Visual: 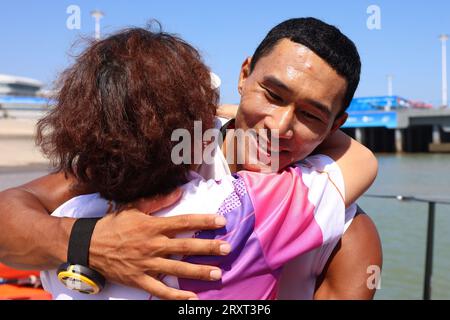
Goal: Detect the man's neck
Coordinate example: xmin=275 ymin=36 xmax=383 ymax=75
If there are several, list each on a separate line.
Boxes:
xmin=219 ymin=119 xmax=239 ymax=174
xmin=221 ymin=135 xmax=238 ymax=174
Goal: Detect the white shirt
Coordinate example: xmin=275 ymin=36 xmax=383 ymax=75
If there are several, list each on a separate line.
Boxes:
xmin=199 ymin=118 xmax=357 ymax=300
xmin=42 ymin=117 xmax=356 ymax=300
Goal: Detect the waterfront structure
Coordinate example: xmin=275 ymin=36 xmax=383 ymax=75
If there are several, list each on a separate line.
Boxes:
xmin=342 ymin=96 xmax=450 ymax=153
xmin=0 ymin=74 xmax=42 ymax=97
xmin=0 ymin=74 xmax=48 ymax=119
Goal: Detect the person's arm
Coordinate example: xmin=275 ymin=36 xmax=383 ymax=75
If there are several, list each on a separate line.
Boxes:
xmin=217 ymin=104 xmax=239 ymax=120
xmin=0 ymin=172 xmax=230 ymax=299
xmin=0 ymin=173 xmax=80 ymax=270
xmin=313 ymin=134 xmax=381 ymax=299
xmin=314 ymin=208 xmax=383 ymax=299
xmin=314 ymin=130 xmax=378 ymax=207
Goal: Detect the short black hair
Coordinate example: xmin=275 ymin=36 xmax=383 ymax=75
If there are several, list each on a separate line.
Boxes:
xmin=250 ymin=17 xmax=361 ymax=115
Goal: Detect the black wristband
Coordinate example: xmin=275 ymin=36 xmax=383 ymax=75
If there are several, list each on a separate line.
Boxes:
xmin=67 ymin=218 xmax=101 ymax=267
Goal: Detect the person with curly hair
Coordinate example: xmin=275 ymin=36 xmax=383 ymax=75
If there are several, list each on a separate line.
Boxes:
xmin=35 ymin=25 xmax=376 ymax=300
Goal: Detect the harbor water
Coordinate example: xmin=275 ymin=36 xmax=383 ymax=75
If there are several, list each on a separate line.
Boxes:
xmin=359 ymin=154 xmax=450 ymax=299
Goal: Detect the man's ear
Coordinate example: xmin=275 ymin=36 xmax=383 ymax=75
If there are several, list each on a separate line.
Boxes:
xmin=238 ymin=57 xmax=252 ymax=95
xmin=330 ymin=112 xmax=348 ymax=135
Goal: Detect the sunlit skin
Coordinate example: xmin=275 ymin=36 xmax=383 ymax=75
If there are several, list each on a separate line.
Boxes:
xmin=222 ymin=39 xmax=349 ymax=173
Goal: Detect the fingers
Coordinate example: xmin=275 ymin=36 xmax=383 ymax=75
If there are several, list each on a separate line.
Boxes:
xmin=159 ymin=214 xmax=227 ymax=236
xmin=138 ymin=275 xmax=198 ymax=300
xmin=133 ymin=188 xmax=183 ymax=214
xmin=149 ymin=258 xmax=223 ymax=282
xmin=163 ymin=238 xmax=231 ymax=256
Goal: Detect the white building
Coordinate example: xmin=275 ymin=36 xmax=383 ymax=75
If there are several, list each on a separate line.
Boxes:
xmin=0 ymin=74 xmax=49 ymax=119
xmin=0 ymin=74 xmax=43 ymax=97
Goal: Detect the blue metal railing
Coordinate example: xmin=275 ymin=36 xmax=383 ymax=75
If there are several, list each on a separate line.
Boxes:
xmin=363 ymin=194 xmax=450 ymax=300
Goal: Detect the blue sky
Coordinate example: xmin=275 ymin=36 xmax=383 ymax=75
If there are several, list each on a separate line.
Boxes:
xmin=0 ymin=0 xmax=449 ymax=105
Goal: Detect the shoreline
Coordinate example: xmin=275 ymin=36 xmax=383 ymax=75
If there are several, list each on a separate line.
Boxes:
xmin=0 ymin=163 xmax=51 ymax=174
xmin=0 ymin=119 xmax=48 ymax=168
xmin=0 ymin=137 xmax=48 ymax=168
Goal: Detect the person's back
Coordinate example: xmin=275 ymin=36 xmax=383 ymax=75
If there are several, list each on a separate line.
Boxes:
xmin=41 ymin=153 xmax=345 ymax=300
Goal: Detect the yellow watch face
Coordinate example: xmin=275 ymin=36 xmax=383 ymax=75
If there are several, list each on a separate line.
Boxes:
xmin=58 ymin=265 xmax=101 ymax=294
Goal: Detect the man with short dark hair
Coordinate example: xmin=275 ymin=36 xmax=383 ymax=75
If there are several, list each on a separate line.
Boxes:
xmin=216 ymin=17 xmax=381 ymax=299
xmin=0 ymin=17 xmax=381 ymax=300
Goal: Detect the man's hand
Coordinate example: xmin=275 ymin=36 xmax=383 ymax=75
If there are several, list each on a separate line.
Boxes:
xmin=87 ymin=189 xmax=233 ymax=301
xmin=0 ymin=173 xmax=231 ymax=300
xmin=91 ymin=209 xmax=230 ymax=300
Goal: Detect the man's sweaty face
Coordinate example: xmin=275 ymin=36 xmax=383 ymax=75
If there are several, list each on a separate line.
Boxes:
xmin=235 ymin=39 xmax=348 ymax=172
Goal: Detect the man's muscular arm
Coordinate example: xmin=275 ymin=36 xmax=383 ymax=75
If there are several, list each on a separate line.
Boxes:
xmin=314 ymin=209 xmax=383 ymax=299
xmin=0 ymin=172 xmax=230 ymax=299
xmin=0 ymin=173 xmax=80 ymax=269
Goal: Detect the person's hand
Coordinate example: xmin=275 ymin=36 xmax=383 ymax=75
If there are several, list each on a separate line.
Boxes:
xmin=89 ymin=189 xmax=230 ymax=300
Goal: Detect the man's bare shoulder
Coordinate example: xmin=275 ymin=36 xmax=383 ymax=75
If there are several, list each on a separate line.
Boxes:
xmin=314 ymin=209 xmax=382 ymax=299
xmin=14 ymin=172 xmax=85 ymax=213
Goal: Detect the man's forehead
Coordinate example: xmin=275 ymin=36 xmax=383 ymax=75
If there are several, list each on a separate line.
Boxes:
xmin=253 ymin=39 xmax=347 ymax=116
xmin=259 ymin=40 xmax=330 ymax=76
xmin=278 ymin=40 xmax=313 ymax=60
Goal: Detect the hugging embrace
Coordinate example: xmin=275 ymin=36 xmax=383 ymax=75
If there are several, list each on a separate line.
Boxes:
xmin=0 ymin=17 xmax=381 ymax=300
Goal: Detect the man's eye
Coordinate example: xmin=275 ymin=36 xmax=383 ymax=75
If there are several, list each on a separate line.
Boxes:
xmin=300 ymin=110 xmax=321 ymax=121
xmin=265 ymin=89 xmax=283 ymax=102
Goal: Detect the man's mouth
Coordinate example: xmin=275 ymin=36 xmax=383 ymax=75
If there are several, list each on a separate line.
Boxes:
xmin=255 ymin=133 xmax=290 ymax=155
xmin=239 ymin=133 xmax=288 ymax=173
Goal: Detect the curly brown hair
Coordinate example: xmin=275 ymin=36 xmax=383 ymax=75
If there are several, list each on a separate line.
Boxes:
xmin=36 ymin=27 xmax=218 ymax=203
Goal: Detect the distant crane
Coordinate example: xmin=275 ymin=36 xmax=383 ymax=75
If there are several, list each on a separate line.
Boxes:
xmin=386 ymin=74 xmax=394 ymax=111
xmin=440 ymin=34 xmax=448 ymax=108
xmin=91 ymin=10 xmax=104 ymax=40
xmin=387 ymin=74 xmax=394 ymax=97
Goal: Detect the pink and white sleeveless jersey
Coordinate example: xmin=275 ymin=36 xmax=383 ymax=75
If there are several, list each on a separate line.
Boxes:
xmin=41 ymin=154 xmax=346 ymax=300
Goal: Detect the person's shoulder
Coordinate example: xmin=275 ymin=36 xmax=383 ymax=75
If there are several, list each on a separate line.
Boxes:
xmin=295 ymin=154 xmax=345 ymax=200
xmin=51 ymin=193 xmax=111 ymax=219
xmin=174 ymin=171 xmax=236 ymax=213
xmin=296 ymin=154 xmax=340 ymax=173
xmin=215 ymin=116 xmax=231 ymax=129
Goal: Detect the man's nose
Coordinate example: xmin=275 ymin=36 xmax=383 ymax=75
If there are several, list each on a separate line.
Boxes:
xmin=264 ymin=105 xmax=295 ymax=139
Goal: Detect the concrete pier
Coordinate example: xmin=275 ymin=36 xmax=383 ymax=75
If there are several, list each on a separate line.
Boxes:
xmin=0 ymin=119 xmax=48 ymax=167
xmin=342 ymin=108 xmax=450 ymax=153
xmin=429 ymin=143 xmax=450 ymax=152
xmin=432 ymin=125 xmax=442 ymax=144
xmin=395 ymin=129 xmax=404 ymax=153
xmin=355 ymin=128 xmax=364 ymax=144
